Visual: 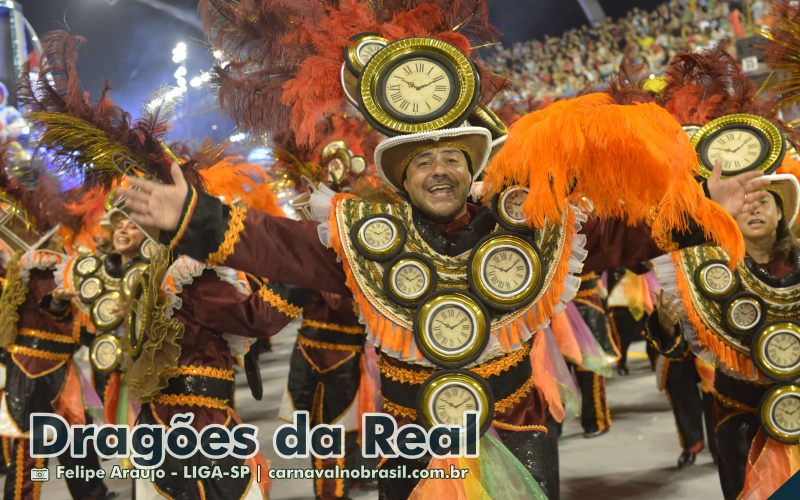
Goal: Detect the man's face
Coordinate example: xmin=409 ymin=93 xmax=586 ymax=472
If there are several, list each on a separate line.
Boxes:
xmin=402 ymin=147 xmax=472 ymax=222
xmin=112 ymin=217 xmax=145 ymax=257
xmin=735 ymin=193 xmax=782 ymax=242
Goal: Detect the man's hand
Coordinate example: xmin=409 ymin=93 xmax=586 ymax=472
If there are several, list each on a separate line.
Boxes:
xmin=656 ymin=290 xmax=681 ymax=337
xmin=118 ymin=162 xmax=188 ymax=232
xmin=707 ymin=160 xmax=771 ymax=218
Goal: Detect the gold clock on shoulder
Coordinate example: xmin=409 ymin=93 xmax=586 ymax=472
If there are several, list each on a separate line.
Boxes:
xmin=90 ymin=333 xmax=122 ymax=373
xmin=91 ymin=291 xmax=125 ymax=331
xmin=468 ymin=233 xmax=543 ymax=311
xmin=760 ymin=384 xmax=800 ymax=444
xmin=722 ymin=292 xmax=765 ymax=337
xmin=752 ymin=321 xmax=800 ymax=382
xmin=469 ymin=104 xmax=508 ymax=140
xmin=383 ymin=253 xmax=437 ymax=307
xmin=694 ymin=259 xmax=739 ymax=300
xmin=416 ymin=369 xmax=494 ymax=435
xmin=493 ymin=185 xmax=529 ymax=230
xmin=75 ymin=255 xmax=101 ymax=277
xmin=351 ymin=214 xmax=406 ymax=262
xmin=357 ymin=37 xmax=480 ymax=136
xmin=79 ymin=277 xmax=105 ymax=303
xmin=414 ymin=290 xmax=490 ymax=368
xmin=691 ymin=114 xmax=785 ymax=178
xmin=344 ymin=33 xmax=388 ymax=75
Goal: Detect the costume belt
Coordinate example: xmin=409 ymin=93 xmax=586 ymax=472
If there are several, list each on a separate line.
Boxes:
xmin=154 ymin=368 xmax=234 ymax=410
xmin=298 ymin=321 xmax=366 ymax=347
xmin=379 ymin=343 xmax=533 ymax=418
xmin=714 ymin=369 xmax=772 ymax=411
xmin=11 ymin=329 xmax=78 ymax=359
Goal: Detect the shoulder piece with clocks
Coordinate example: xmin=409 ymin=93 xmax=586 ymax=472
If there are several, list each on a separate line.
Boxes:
xmin=652 ymin=245 xmax=800 ymax=382
xmin=327 ymin=195 xmax=586 ymax=367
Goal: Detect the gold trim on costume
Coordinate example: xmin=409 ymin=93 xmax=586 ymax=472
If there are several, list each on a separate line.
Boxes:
xmin=494 ymin=376 xmax=535 ymax=415
xmin=8 ymin=345 xmax=70 ymax=362
xmin=208 ymin=205 xmax=247 ymax=266
xmin=383 ymin=399 xmax=417 ymax=420
xmin=153 ymin=393 xmax=230 ymax=410
xmin=169 ymin=186 xmax=198 ymax=249
xmin=297 ymin=336 xmax=363 ymax=352
xmin=17 ymin=329 xmax=76 ymax=344
xmin=162 ymin=365 xmax=235 ymax=382
xmin=301 ymin=319 xmax=364 ymax=335
xmin=257 ymin=285 xmax=302 ymax=318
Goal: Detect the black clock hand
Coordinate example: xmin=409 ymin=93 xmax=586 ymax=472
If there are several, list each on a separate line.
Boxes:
xmin=416 ymin=76 xmax=444 ymax=90
xmin=452 ymin=398 xmax=470 ymax=409
xmin=732 ymin=139 xmax=751 ymax=153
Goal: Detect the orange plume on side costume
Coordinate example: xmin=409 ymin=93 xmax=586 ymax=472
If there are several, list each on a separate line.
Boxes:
xmin=483 ymin=92 xmax=744 ymax=265
xmin=199 ymin=158 xmax=283 ymax=217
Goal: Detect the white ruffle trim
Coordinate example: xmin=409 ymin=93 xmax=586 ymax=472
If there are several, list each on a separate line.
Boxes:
xmin=310 ymin=184 xmax=337 ymax=248
xmin=17 ymin=250 xmax=64 ymax=284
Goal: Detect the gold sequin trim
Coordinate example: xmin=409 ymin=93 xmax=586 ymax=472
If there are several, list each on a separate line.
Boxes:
xmin=297 ymin=336 xmax=363 ymax=352
xmin=169 ymin=186 xmax=198 ymax=249
xmin=153 ymin=393 xmax=230 ymax=410
xmin=162 ymin=365 xmax=235 ymax=382
xmin=712 ymin=391 xmax=756 ymax=413
xmin=18 ymin=328 xmax=76 ymax=344
xmin=378 ymin=343 xmax=531 ymax=385
xmin=258 ymin=285 xmax=302 ymax=318
xmin=8 ymin=345 xmax=71 ymax=362
xmin=383 ymin=399 xmax=417 ymax=419
xmin=208 ymin=205 xmax=247 ymax=266
xmin=302 ymin=319 xmax=365 ymax=335
xmin=494 ymin=376 xmax=536 ymax=414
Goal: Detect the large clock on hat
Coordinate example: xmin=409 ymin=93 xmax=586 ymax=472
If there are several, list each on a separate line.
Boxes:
xmin=357 ymin=37 xmax=480 ymax=136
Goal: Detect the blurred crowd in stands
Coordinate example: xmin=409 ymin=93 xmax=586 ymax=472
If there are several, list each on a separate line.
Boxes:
xmin=489 ymin=0 xmax=770 ymax=106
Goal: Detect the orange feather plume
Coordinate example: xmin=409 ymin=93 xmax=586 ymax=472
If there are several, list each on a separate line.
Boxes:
xmin=199 ymin=158 xmax=284 ymax=217
xmin=483 ymin=92 xmax=744 ymax=265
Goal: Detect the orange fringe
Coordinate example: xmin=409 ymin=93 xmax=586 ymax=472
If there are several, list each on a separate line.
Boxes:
xmin=484 ymin=93 xmax=744 ymax=266
xmin=671 ymin=252 xmax=762 ymax=380
xmin=200 ymin=158 xmax=283 ymax=216
xmin=328 ymin=196 xmax=580 ymax=361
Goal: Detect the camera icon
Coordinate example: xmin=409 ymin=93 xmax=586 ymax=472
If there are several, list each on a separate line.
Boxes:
xmin=30 ymin=468 xmax=49 ymax=482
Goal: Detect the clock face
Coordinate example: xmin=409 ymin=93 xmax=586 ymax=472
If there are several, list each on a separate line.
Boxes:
xmin=469 ymin=234 xmax=542 ymax=311
xmin=80 ymin=277 xmax=104 ymax=302
xmin=386 ymin=255 xmax=434 ymax=305
xmin=90 ymin=334 xmax=121 ymax=373
xmin=414 ymin=291 xmax=489 ymax=367
xmin=352 ymin=215 xmax=405 ymax=262
xmin=705 ymin=128 xmax=766 ymax=174
xmin=92 ymin=293 xmax=124 ymax=330
xmin=496 ymin=186 xmax=529 ymax=228
xmin=428 ymin=303 xmax=476 ymax=354
xmin=754 ymin=322 xmax=800 ymax=381
xmin=431 ymin=383 xmax=480 ymax=426
xmin=729 ymin=298 xmax=761 ymax=330
xmin=382 ymin=57 xmax=455 ymax=120
xmin=697 ymin=261 xmax=737 ymax=299
xmin=357 ymin=40 xmax=385 ymax=66
xmin=123 ymin=264 xmax=147 ymax=298
xmin=762 ymin=385 xmax=800 ymax=443
xmin=76 ymin=256 xmax=100 ymax=276
xmin=363 ymin=220 xmax=393 ymax=249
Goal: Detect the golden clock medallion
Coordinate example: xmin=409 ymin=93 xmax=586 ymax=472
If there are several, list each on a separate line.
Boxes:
xmin=91 ymin=291 xmax=125 ymax=331
xmin=414 ymin=290 xmax=490 ymax=368
xmin=468 ymin=233 xmax=543 ymax=311
xmin=122 ymin=263 xmax=148 ymax=299
xmin=79 ymin=277 xmax=105 ymax=303
xmin=90 ymin=333 xmax=122 ymax=373
xmin=493 ymin=186 xmax=529 ymax=230
xmin=416 ymin=370 xmax=494 ymax=435
xmin=75 ymin=255 xmax=100 ymax=277
xmin=469 ymin=104 xmax=508 ymax=140
xmin=344 ymin=33 xmax=388 ymax=75
xmin=692 ymin=114 xmax=785 ymax=178
xmin=351 ymin=214 xmax=406 ymax=262
xmin=760 ymin=384 xmax=800 ymax=444
xmin=694 ymin=259 xmax=739 ymax=300
xmin=753 ymin=322 xmax=800 ymax=381
xmin=384 ymin=253 xmax=436 ymax=307
xmin=722 ymin=292 xmax=765 ymax=336
xmin=357 ymin=37 xmax=479 ymax=135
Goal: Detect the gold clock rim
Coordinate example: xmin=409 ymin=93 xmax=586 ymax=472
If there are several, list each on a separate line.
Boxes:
xmin=698 ymin=262 xmax=737 ymax=298
xmin=419 ymin=372 xmax=491 ymax=430
xmin=90 ymin=333 xmax=122 ymax=374
xmin=754 ymin=322 xmax=800 ymax=379
xmin=691 ymin=113 xmax=784 ymax=178
xmin=91 ymin=291 xmax=125 ymax=331
xmin=416 ymin=292 xmax=488 ymax=363
xmin=472 ymin=104 xmax=509 ymax=137
xmin=76 ymin=255 xmax=100 ymax=277
xmin=80 ymin=277 xmax=104 ymax=302
xmin=497 ymin=186 xmax=529 ymax=228
xmin=359 ymin=37 xmax=477 ymax=134
xmin=357 ymin=217 xmax=403 ymax=257
xmin=760 ymin=384 xmax=800 ymax=443
xmin=471 ymin=234 xmax=542 ymax=306
xmin=389 ymin=257 xmax=433 ymax=301
xmin=122 ymin=262 xmax=148 ymax=299
xmin=726 ymin=296 xmax=762 ymax=331
xmin=346 ymin=34 xmax=388 ymax=73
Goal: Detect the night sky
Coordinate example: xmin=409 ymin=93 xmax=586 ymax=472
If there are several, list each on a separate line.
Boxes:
xmin=16 ymin=0 xmax=667 ymax=140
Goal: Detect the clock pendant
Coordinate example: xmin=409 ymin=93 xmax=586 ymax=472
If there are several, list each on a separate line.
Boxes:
xmin=469 ymin=104 xmax=508 ymax=140
xmin=344 ymin=33 xmax=388 ymax=75
xmin=468 ymin=233 xmax=543 ymax=311
xmin=416 ymin=370 xmax=494 ymax=436
xmin=351 ymin=214 xmax=406 ymax=262
xmin=494 ymin=186 xmax=529 ymax=230
xmin=91 ymin=292 xmax=125 ymax=331
xmin=694 ymin=259 xmax=739 ymax=300
xmin=358 ymin=37 xmax=479 ymax=135
xmin=75 ymin=255 xmax=100 ymax=276
xmin=126 ymin=278 xmax=145 ymax=360
xmin=122 ymin=263 xmax=148 ymax=299
xmin=752 ymin=322 xmax=800 ymax=381
xmin=383 ymin=253 xmax=437 ymax=307
xmin=722 ymin=292 xmax=765 ymax=337
xmin=89 ymin=333 xmax=122 ymax=373
xmin=692 ymin=114 xmax=785 ymax=178
xmin=760 ymin=384 xmax=800 ymax=444
xmin=413 ymin=290 xmax=490 ymax=368
xmin=80 ymin=277 xmax=105 ymax=303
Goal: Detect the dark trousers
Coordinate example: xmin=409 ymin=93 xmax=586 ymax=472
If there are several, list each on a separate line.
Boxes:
xmin=715 ymin=412 xmax=759 ymax=500
xmin=609 ymin=307 xmax=648 ymax=368
xmin=663 ymin=356 xmax=717 ymax=457
xmin=572 ymin=366 xmax=610 ymax=434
